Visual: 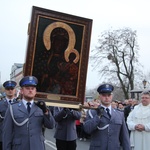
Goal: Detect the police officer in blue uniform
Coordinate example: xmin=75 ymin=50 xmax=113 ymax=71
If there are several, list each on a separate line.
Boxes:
xmin=0 ymin=80 xmax=17 ymax=150
xmin=53 ymin=107 xmax=81 ymax=150
xmin=3 ymin=76 xmax=55 ymax=150
xmin=83 ymin=83 xmax=131 ymax=150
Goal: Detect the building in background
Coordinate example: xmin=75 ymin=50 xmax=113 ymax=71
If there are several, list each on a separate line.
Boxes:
xmin=10 ymin=63 xmax=23 ymax=88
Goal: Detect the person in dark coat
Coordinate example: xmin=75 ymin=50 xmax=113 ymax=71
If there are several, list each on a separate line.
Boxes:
xmin=0 ymin=80 xmax=17 ymax=150
xmin=124 ymin=99 xmax=134 ymax=122
xmin=53 ymin=107 xmax=81 ymax=150
xmin=83 ymin=83 xmax=131 ymax=150
xmin=124 ymin=98 xmax=138 ymax=135
xmin=3 ymin=76 xmax=55 ymax=150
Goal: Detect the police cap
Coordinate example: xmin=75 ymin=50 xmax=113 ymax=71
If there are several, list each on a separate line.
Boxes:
xmin=19 ymin=76 xmax=38 ymax=87
xmin=3 ymin=80 xmax=17 ymax=89
xmin=97 ymin=84 xmax=114 ymax=94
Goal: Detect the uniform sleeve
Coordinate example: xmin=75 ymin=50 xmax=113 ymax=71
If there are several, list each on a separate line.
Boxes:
xmin=3 ymin=106 xmax=13 ymax=150
xmin=83 ymin=109 xmax=100 ymax=134
xmin=53 ymin=107 xmax=68 ymax=122
xmin=119 ymin=112 xmax=131 ymax=150
xmin=53 ymin=107 xmax=81 ymax=122
xmin=43 ymin=110 xmax=55 ymax=129
xmin=68 ymin=109 xmax=81 ymax=120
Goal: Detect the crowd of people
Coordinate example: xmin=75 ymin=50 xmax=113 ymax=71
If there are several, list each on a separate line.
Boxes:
xmin=0 ymin=78 xmax=150 ymax=150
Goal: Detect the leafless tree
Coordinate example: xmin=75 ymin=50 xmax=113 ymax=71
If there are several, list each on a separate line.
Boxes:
xmin=90 ymin=28 xmax=143 ymax=99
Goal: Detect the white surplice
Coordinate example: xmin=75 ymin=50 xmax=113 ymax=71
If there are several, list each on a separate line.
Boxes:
xmin=127 ymin=103 xmax=150 ymax=150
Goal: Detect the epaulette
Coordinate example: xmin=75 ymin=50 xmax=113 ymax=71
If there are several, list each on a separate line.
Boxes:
xmin=16 ymin=99 xmax=21 ymax=102
xmin=116 ymin=108 xmax=124 ymax=112
xmin=15 ymin=97 xmax=21 ymax=101
xmin=11 ymin=101 xmax=19 ymax=105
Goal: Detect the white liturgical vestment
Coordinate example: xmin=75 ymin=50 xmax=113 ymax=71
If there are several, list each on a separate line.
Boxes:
xmin=127 ymin=103 xmax=150 ymax=150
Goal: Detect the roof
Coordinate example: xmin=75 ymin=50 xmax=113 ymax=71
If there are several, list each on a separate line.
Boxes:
xmin=130 ymin=89 xmax=150 ymax=93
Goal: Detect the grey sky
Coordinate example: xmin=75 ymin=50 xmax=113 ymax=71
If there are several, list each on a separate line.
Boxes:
xmin=0 ymin=0 xmax=150 ymax=88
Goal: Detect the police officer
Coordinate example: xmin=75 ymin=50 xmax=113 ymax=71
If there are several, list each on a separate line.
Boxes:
xmin=0 ymin=80 xmax=17 ymax=150
xmin=83 ymin=83 xmax=131 ymax=150
xmin=3 ymin=76 xmax=55 ymax=150
xmin=53 ymin=107 xmax=81 ymax=150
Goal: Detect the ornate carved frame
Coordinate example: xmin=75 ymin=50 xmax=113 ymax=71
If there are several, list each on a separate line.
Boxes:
xmin=24 ymin=6 xmax=92 ymax=108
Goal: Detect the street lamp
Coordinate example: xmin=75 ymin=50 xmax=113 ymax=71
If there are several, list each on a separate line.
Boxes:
xmin=143 ymin=79 xmax=147 ymax=89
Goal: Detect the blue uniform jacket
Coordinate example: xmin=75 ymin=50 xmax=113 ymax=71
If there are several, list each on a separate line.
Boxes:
xmin=3 ymin=101 xmax=55 ymax=150
xmin=54 ymin=107 xmax=81 ymax=141
xmin=83 ymin=106 xmax=131 ymax=150
xmin=0 ymin=98 xmax=17 ymax=142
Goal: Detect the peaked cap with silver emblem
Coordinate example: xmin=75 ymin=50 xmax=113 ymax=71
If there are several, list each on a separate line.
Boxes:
xmin=3 ymin=80 xmax=17 ymax=88
xmin=97 ymin=83 xmax=114 ymax=94
xmin=19 ymin=76 xmax=38 ymax=87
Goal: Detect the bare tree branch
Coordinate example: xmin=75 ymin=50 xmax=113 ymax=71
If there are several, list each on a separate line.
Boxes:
xmin=90 ymin=27 xmax=143 ymax=99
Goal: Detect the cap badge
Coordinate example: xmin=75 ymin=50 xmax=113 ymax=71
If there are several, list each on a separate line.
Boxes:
xmin=29 ymin=76 xmax=33 ymax=81
xmin=106 ymin=84 xmax=109 ymax=88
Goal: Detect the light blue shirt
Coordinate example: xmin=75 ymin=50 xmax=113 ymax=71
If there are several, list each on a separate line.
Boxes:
xmin=22 ymin=99 xmax=34 ymax=109
xmin=6 ymin=97 xmax=14 ymax=104
xmin=101 ymin=105 xmax=112 ymax=114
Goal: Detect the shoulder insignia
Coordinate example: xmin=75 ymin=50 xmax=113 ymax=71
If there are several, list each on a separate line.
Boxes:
xmin=18 ymin=103 xmax=22 ymax=107
xmin=11 ymin=101 xmax=19 ymax=105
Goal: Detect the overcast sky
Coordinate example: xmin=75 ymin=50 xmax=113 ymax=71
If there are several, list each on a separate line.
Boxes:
xmin=0 ymin=0 xmax=150 ymax=88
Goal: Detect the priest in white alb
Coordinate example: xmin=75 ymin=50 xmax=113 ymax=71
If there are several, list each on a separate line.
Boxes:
xmin=127 ymin=90 xmax=150 ymax=150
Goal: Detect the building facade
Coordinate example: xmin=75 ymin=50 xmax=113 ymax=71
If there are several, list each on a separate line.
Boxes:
xmin=10 ymin=63 xmax=23 ymax=88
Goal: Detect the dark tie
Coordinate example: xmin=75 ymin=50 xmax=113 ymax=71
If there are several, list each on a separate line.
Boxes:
xmin=106 ymin=108 xmax=111 ymax=118
xmin=9 ymin=100 xmax=12 ymax=104
xmin=27 ymin=102 xmax=31 ymax=113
